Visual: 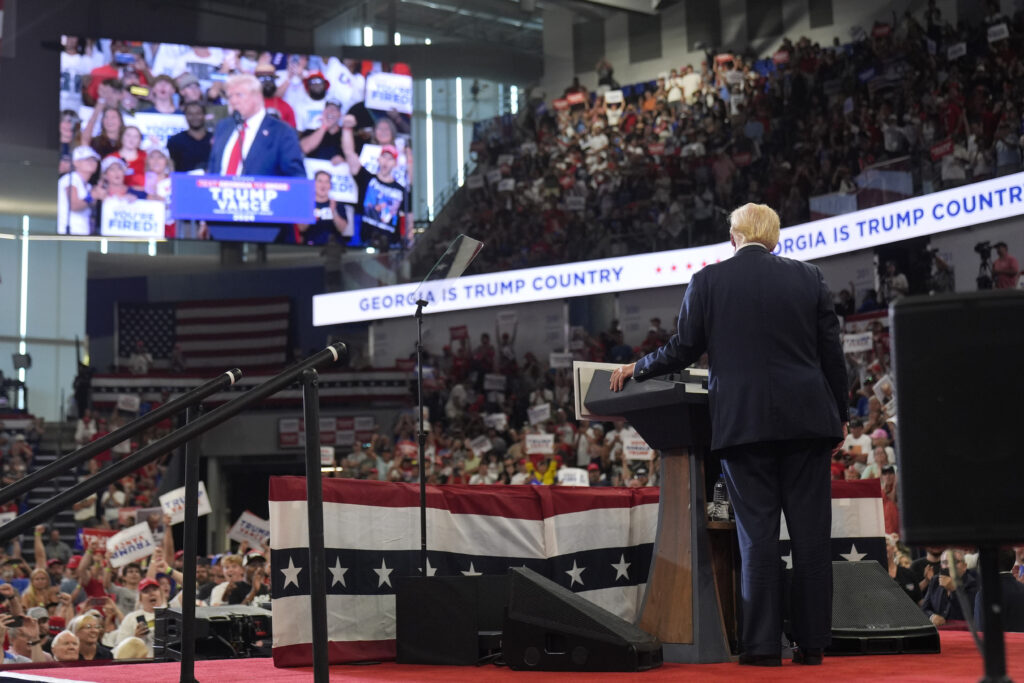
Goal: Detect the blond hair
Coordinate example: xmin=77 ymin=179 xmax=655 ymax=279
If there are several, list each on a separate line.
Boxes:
xmin=113 ymin=636 xmax=150 ymax=660
xmin=220 ymin=554 xmax=244 ymax=568
xmin=729 ymin=203 xmax=780 ymax=251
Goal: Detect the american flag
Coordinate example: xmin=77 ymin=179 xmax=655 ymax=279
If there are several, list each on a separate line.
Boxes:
xmin=116 ymin=297 xmax=291 ymax=371
xmin=269 ymin=478 xmax=885 ymax=667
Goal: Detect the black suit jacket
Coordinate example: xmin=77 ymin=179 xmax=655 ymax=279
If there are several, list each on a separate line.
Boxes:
xmin=974 ymin=573 xmax=1024 ymax=632
xmin=633 ymin=244 xmax=848 ymax=451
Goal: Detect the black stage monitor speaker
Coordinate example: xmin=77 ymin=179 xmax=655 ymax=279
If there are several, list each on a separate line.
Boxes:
xmin=827 ymin=561 xmax=939 ymax=655
xmin=891 ymin=291 xmax=1024 ymax=545
xmin=503 ymin=567 xmax=662 ymax=671
xmin=395 ymin=575 xmax=508 ymax=665
xmin=155 ymin=605 xmax=272 ymax=660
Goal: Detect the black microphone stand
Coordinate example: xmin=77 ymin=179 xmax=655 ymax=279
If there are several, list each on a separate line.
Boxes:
xmin=415 ymin=298 xmax=428 ymax=575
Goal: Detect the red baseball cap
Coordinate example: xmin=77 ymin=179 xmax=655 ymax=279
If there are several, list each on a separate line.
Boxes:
xmin=48 ymin=616 xmax=66 ymax=635
xmin=379 ymin=145 xmax=399 ymax=159
xmin=67 ymin=555 xmax=83 ymax=570
xmin=138 ymin=578 xmax=160 ymax=592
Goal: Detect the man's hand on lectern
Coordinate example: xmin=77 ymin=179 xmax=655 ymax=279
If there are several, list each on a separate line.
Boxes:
xmin=609 ymin=363 xmax=635 ymax=392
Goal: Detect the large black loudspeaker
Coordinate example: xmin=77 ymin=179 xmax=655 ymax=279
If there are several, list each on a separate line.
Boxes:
xmin=155 ymin=605 xmax=272 ymax=660
xmin=891 ymin=291 xmax=1024 ymax=545
xmin=395 ymin=575 xmax=507 ymax=665
xmin=503 ymin=567 xmax=662 ymax=671
xmin=827 ymin=562 xmax=939 ymax=655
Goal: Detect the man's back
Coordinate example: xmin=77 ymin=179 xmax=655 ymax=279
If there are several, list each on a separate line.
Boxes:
xmin=682 ymin=246 xmax=846 ymax=449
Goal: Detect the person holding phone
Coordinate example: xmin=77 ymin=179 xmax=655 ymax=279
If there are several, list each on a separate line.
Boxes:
xmin=1 ymin=612 xmax=54 ymax=663
xmin=110 ymin=578 xmax=163 ymax=658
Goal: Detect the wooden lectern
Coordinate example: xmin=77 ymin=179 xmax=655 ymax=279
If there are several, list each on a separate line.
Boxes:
xmin=576 ymin=363 xmax=736 ymax=664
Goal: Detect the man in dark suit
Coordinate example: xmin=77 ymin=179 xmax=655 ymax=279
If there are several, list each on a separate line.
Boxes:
xmin=974 ymin=548 xmax=1024 ymax=633
xmin=609 ymin=203 xmax=848 ymax=666
xmin=207 ymin=73 xmax=305 ymax=178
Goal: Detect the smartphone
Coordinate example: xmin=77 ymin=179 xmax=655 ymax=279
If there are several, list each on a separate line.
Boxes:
xmin=87 ymin=597 xmax=106 ymax=607
xmin=129 ymin=85 xmax=150 ymax=98
xmin=7 ymin=616 xmax=23 ymax=628
xmin=114 ymin=52 xmax=136 ymax=65
xmin=135 ymin=613 xmax=149 ymax=632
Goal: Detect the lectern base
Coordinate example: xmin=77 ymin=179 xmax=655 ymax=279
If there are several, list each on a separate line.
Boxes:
xmin=637 ymin=450 xmax=733 ymax=664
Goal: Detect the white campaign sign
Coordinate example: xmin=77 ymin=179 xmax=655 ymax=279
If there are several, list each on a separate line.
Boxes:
xmin=557 ymin=467 xmax=589 ymax=487
xmin=314 ymin=171 xmax=1024 ymax=326
xmin=469 ymin=435 xmax=492 ymax=456
xmin=0 ymin=512 xmax=16 ymax=526
xmin=528 ymin=403 xmax=551 ymax=425
xmin=484 ymin=374 xmax=507 ymax=391
xmin=304 ymin=158 xmax=358 ymax=204
xmin=988 ymin=23 xmax=1009 ymax=43
xmin=549 ymin=352 xmax=574 ymax=368
xmin=159 ymin=481 xmax=212 ymax=525
xmin=843 ymin=332 xmax=874 ymax=353
xmin=106 ymin=521 xmax=156 ymax=569
xmin=116 ymin=394 xmax=141 ymax=412
xmin=466 ymin=175 xmax=484 ymax=189
xmin=497 ymin=178 xmax=515 ymax=192
xmin=526 ymin=433 xmax=554 ymax=454
xmin=227 ymin=510 xmax=271 ymax=546
xmin=364 ymin=72 xmax=414 ymax=114
xmin=484 ymin=413 xmax=508 ymax=430
xmin=624 ymin=435 xmax=655 ymax=460
xmin=100 ymin=198 xmax=166 ymax=238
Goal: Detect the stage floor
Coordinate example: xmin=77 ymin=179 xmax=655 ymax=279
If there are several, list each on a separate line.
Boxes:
xmin=1 ymin=632 xmax=1021 ymax=682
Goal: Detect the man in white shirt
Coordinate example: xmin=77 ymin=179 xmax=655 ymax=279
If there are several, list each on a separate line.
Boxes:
xmin=841 ymin=419 xmax=873 ymax=473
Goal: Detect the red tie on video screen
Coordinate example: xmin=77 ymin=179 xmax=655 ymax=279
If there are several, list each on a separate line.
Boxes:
xmin=226 ymin=122 xmax=247 ymax=175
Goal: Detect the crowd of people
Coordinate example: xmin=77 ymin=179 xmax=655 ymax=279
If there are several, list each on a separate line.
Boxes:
xmin=0 ymin=518 xmax=269 ymax=663
xmin=414 ymin=0 xmax=1024 ymax=284
xmin=58 ymin=38 xmax=413 ymax=248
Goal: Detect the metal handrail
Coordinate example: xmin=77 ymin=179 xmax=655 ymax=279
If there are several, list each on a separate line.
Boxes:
xmin=0 ymin=343 xmax=347 ymax=544
xmin=0 ymin=369 xmax=242 ymax=506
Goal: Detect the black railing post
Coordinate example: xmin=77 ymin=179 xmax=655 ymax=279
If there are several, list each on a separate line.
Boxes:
xmin=302 ymin=369 xmax=329 ymax=683
xmin=180 ymin=404 xmax=201 ymax=682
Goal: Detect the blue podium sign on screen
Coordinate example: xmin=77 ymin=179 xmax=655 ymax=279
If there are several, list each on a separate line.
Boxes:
xmin=171 ymin=173 xmax=315 ymax=224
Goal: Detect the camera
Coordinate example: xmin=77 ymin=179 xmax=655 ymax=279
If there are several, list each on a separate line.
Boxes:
xmin=974 ymin=241 xmax=992 ymax=255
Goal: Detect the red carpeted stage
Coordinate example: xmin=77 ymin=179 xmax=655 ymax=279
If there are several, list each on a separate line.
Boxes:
xmin=1 ymin=632 xmax=1022 ymax=683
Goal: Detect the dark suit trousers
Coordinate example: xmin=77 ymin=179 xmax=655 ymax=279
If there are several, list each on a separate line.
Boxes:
xmin=720 ymin=439 xmax=833 ymax=655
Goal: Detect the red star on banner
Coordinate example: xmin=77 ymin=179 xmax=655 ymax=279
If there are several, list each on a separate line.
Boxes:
xmin=686 ymin=263 xmax=692 ymax=269
xmin=671 ymin=264 xmax=677 ymax=271
xmin=656 ymin=266 xmax=662 ymax=273
xmin=701 ymin=261 xmax=707 ymax=267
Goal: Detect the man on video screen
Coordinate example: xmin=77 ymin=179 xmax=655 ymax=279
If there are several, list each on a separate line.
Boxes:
xmin=207 ymin=74 xmax=305 ymax=177
xmin=341 ymin=113 xmax=407 ymax=249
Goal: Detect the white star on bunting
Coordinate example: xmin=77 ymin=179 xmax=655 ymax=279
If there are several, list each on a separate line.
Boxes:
xmin=425 ymin=558 xmax=438 ymax=577
xmin=280 ymin=557 xmax=302 ymax=589
xmin=781 ymin=551 xmax=793 ymax=570
xmin=461 ymin=562 xmax=482 ymax=577
xmin=840 ymin=544 xmax=867 ymax=562
xmin=566 ymin=560 xmax=586 ymax=587
xmin=328 ymin=558 xmax=348 ymax=588
xmin=611 ymin=554 xmax=631 ymax=581
xmin=374 ymin=558 xmax=394 ymax=588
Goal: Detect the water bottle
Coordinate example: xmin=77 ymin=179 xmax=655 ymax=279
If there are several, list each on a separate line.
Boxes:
xmin=712 ymin=474 xmax=730 ymax=521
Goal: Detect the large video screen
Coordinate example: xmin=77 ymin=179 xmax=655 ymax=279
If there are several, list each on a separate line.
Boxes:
xmin=57 ymin=38 xmax=413 ymax=249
